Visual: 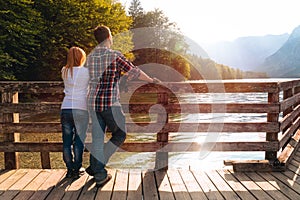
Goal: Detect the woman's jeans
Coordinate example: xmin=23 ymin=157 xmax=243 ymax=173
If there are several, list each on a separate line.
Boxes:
xmin=60 ymin=109 xmax=88 ymax=171
xmin=89 ymin=106 xmax=126 ymax=181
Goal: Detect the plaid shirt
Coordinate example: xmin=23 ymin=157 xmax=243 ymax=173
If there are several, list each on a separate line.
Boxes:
xmin=86 ymin=46 xmax=140 ymax=112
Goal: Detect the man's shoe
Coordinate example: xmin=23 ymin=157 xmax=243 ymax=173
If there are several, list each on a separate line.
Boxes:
xmin=66 ymin=169 xmax=73 ymax=178
xmin=95 ymin=174 xmax=112 ymax=187
xmin=73 ymin=171 xmax=80 ymax=179
xmin=85 ymin=166 xmax=95 ymax=176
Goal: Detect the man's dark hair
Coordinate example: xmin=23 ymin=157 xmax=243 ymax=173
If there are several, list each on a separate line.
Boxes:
xmin=94 ymin=25 xmax=110 ymax=44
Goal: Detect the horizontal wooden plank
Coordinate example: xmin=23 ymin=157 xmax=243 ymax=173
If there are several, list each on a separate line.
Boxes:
xmin=128 ymin=103 xmax=279 ymax=114
xmin=0 ymin=102 xmax=280 ymax=114
xmin=280 ymin=93 xmax=300 ymax=112
xmin=1 ymin=81 xmax=281 ymax=94
xmin=161 ymin=141 xmax=279 ymax=151
xmin=1 ymin=121 xmax=280 ymax=133
xmin=280 ymin=104 xmax=300 ymax=131
xmin=279 ymin=117 xmax=300 ymax=148
xmin=128 ymin=81 xmax=280 ymax=93
xmin=0 ymin=102 xmax=61 ymax=113
xmin=278 ymin=79 xmax=300 ymax=91
xmin=278 ymin=129 xmax=300 ymax=164
xmin=0 ymin=141 xmax=279 ymax=152
xmin=162 ymin=122 xmax=279 ymax=132
xmin=0 ymin=81 xmax=64 ymax=93
xmin=224 ymin=160 xmax=285 ymax=172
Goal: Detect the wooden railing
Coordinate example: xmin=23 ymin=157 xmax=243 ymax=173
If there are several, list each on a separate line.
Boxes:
xmin=1 ymin=80 xmax=300 ymax=171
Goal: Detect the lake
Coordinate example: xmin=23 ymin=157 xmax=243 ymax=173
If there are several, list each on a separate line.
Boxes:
xmin=108 ymin=92 xmax=279 ymax=171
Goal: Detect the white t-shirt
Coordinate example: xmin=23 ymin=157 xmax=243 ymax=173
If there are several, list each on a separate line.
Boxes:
xmin=61 ymin=66 xmax=89 ymax=110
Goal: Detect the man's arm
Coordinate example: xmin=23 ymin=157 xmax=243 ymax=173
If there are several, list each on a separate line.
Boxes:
xmin=138 ymin=70 xmax=155 ymax=83
xmin=117 ymin=55 xmax=160 ymax=83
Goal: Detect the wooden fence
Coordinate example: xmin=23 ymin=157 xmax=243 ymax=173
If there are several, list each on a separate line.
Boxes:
xmin=1 ymin=80 xmax=300 ymax=172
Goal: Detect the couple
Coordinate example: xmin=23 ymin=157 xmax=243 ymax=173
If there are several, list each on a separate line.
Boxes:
xmin=60 ymin=25 xmax=159 ymax=187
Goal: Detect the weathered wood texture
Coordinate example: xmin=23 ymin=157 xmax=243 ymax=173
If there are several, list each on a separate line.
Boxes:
xmin=0 ymin=147 xmax=299 ymax=200
xmin=1 ymin=80 xmax=300 ymax=171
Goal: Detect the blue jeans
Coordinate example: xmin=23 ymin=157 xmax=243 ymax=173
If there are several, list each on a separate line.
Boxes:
xmin=89 ymin=106 xmax=126 ymax=180
xmin=60 ymin=109 xmax=88 ymax=171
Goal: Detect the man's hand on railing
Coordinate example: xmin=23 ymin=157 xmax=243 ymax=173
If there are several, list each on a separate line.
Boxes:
xmin=152 ymin=77 xmax=161 ymax=84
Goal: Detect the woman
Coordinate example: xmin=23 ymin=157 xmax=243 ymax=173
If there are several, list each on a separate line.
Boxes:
xmin=61 ymin=47 xmax=89 ymax=178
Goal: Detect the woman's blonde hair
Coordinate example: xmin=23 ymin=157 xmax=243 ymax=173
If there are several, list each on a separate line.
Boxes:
xmin=62 ymin=46 xmax=86 ymax=79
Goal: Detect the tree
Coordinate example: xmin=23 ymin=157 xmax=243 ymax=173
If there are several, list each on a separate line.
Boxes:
xmin=0 ymin=0 xmax=133 ymax=80
xmin=32 ymin=0 xmax=133 ymax=80
xmin=0 ymin=0 xmax=44 ymax=80
xmin=128 ymin=4 xmax=190 ymax=80
xmin=128 ymin=0 xmax=144 ymax=27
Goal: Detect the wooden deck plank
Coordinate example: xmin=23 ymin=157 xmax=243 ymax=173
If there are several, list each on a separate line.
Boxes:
xmin=111 ymin=170 xmax=128 ymax=200
xmin=192 ymin=170 xmax=224 ymax=200
xmin=0 ymin=169 xmax=27 ymax=196
xmin=0 ymin=170 xmax=16 ymax=184
xmin=270 ymin=171 xmax=300 ymax=196
xmin=167 ymin=169 xmax=191 ymax=200
xmin=287 ymin=161 xmax=300 ymax=173
xmin=290 ymin=159 xmax=300 ymax=168
xmin=293 ymin=155 xmax=300 ymax=165
xmin=293 ymin=153 xmax=300 ymax=162
xmin=44 ymin=171 xmax=73 ymax=200
xmin=13 ymin=170 xmax=51 ymax=200
xmin=257 ymin=172 xmax=300 ymax=199
xmin=155 ymin=170 xmax=174 ymax=200
xmin=2 ymin=165 xmax=300 ymax=200
xmin=95 ymin=169 xmax=117 ymax=200
xmin=62 ymin=173 xmax=89 ymax=200
xmin=28 ymin=169 xmax=66 ymax=200
xmin=206 ymin=170 xmax=240 ymax=200
xmin=218 ymin=170 xmax=256 ymax=200
xmin=230 ymin=172 xmax=273 ymax=199
xmin=245 ymin=172 xmax=289 ymax=200
xmin=143 ymin=170 xmax=159 ymax=200
xmin=179 ymin=169 xmax=207 ymax=200
xmin=0 ymin=169 xmax=40 ymax=200
xmin=282 ymin=169 xmax=300 ymax=184
xmin=77 ymin=176 xmax=97 ymax=200
xmin=127 ymin=169 xmax=143 ymax=200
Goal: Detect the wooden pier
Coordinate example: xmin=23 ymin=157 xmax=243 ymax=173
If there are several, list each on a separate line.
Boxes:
xmin=0 ymin=147 xmax=300 ymax=200
xmin=1 ymin=80 xmax=300 ymax=199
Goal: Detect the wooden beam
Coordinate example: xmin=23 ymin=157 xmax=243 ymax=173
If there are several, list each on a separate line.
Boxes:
xmin=0 ymin=141 xmax=279 ymax=152
xmin=1 ymin=122 xmax=280 ymax=133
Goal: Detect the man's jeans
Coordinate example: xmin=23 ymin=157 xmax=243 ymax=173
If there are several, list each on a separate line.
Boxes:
xmin=89 ymin=106 xmax=126 ymax=181
xmin=60 ymin=109 xmax=88 ymax=171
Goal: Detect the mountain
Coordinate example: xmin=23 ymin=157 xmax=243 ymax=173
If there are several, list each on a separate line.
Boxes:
xmin=262 ymin=25 xmax=300 ymax=77
xmin=202 ymin=34 xmax=289 ymax=71
xmin=185 ymin=36 xmax=210 ymax=58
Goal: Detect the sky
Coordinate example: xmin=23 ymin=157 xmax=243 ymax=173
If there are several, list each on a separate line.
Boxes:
xmin=119 ymin=0 xmax=300 ymax=44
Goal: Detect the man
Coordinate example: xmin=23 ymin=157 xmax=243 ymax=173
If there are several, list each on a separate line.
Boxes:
xmin=85 ymin=25 xmax=159 ymax=187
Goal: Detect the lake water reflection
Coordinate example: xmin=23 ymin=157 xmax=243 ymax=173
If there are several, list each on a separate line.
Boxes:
xmin=108 ymin=92 xmax=277 ymax=170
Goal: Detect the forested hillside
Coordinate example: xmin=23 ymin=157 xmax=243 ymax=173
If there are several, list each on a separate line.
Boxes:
xmin=0 ymin=0 xmax=261 ymax=81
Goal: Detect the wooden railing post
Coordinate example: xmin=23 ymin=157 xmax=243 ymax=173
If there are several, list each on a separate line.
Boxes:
xmin=1 ymin=91 xmax=20 ymax=169
xmin=155 ymin=92 xmax=169 ymax=170
xmin=265 ymin=91 xmax=280 ymax=161
xmin=41 ymin=139 xmax=51 ymax=169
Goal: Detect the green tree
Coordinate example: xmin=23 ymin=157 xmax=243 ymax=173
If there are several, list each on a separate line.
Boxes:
xmin=0 ymin=0 xmax=43 ymax=80
xmin=1 ymin=0 xmax=133 ymax=80
xmin=33 ymin=0 xmax=133 ymax=80
xmin=128 ymin=0 xmax=144 ymax=27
